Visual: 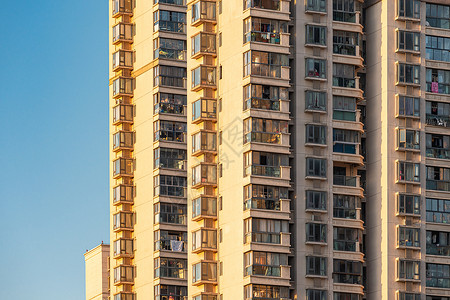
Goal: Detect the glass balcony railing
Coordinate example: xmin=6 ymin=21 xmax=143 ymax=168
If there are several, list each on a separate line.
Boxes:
xmin=245 ymin=165 xmax=281 ymax=177
xmin=155 ymin=239 xmax=186 ymax=252
xmin=245 ymin=265 xmax=281 ymax=277
xmin=154 ymin=76 xmax=186 ymax=88
xmin=244 ymin=132 xmax=281 ymax=144
xmin=333 ymin=110 xmax=356 ymax=121
xmin=244 ymin=32 xmax=281 ymax=44
xmin=245 ymin=232 xmax=281 ymax=244
xmin=334 ymin=241 xmax=357 ymax=252
xmin=427 ymin=244 xmax=450 ymax=257
xmin=333 ymin=143 xmax=357 ymax=154
xmin=244 ymin=198 xmax=281 ymax=211
xmin=154 ymin=21 xmax=186 ymax=34
xmin=426 ymin=114 xmax=450 ymax=128
xmin=333 ymin=77 xmax=356 ymax=88
xmin=155 ymin=267 xmax=187 ymax=279
xmin=426 ymin=148 xmax=450 ymax=160
xmin=427 ymin=180 xmax=450 ymax=192
xmin=333 ymin=44 xmax=357 ymax=56
xmin=154 ymin=102 xmax=186 ymax=115
xmin=427 ymin=278 xmax=450 ymax=289
xmin=244 ymin=0 xmax=280 ymax=10
xmin=154 ymin=48 xmax=186 ymax=61
xmin=155 ymin=0 xmax=185 ymax=5
xmin=244 ymin=98 xmax=280 ymax=111
xmin=333 ymin=175 xmax=357 ymax=187
xmin=333 ymin=274 xmax=362 ymax=285
xmin=333 ymin=11 xmax=357 ymax=23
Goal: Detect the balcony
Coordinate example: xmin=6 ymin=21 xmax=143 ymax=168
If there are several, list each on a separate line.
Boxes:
xmin=112 ymin=50 xmax=133 ymax=72
xmin=191 ymin=1 xmax=216 ymax=26
xmin=154 ymin=102 xmax=186 ymax=116
xmin=155 ymin=238 xmax=186 ymax=253
xmin=154 ymin=76 xmax=187 ymax=89
xmin=154 ymin=48 xmax=186 ymax=61
xmin=192 ymin=197 xmax=217 ymax=220
xmin=245 ymin=32 xmax=290 ymax=48
xmin=191 ymin=66 xmax=216 ymax=91
xmin=155 ymin=266 xmax=187 ymax=280
xmin=154 ymin=20 xmax=186 ymax=34
xmin=112 ymin=77 xmax=133 ymax=99
xmin=427 ymin=244 xmax=450 ymax=257
xmin=112 ymin=23 xmax=133 ymax=45
xmin=245 ymin=165 xmax=290 ymax=181
xmin=113 ymin=184 xmax=134 ymax=205
xmin=112 ymin=0 xmax=133 ymax=17
xmin=113 ymin=104 xmax=133 ymax=125
xmin=192 ymin=98 xmax=217 ymax=123
xmin=113 ymin=131 xmax=134 ymax=152
xmin=113 ymin=158 xmax=134 ymax=179
xmin=245 ymin=232 xmax=282 ymax=244
xmin=427 ymin=180 xmax=450 ymax=192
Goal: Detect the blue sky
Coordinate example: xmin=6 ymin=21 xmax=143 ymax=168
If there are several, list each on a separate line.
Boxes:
xmin=0 ymin=1 xmax=109 ymax=299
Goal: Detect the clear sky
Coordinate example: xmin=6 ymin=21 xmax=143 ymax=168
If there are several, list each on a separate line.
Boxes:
xmin=0 ymin=1 xmax=109 ymax=299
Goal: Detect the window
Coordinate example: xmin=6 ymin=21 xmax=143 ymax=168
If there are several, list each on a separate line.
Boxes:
xmin=333 ymin=96 xmax=356 ymax=121
xmin=306 ymin=58 xmax=326 ymax=79
xmin=334 ymin=293 xmax=362 ymax=300
xmin=426 ymin=3 xmax=450 ymax=29
xmin=192 ymin=229 xmax=217 ymax=250
xmin=333 ymin=0 xmax=356 ymax=23
xmin=333 ymin=129 xmax=359 ymax=154
xmin=192 ymin=262 xmax=217 ymax=283
xmin=153 ymin=120 xmax=186 ymax=143
xmin=306 ymin=289 xmax=327 ymax=300
xmin=244 ymin=84 xmax=288 ymax=111
xmin=397 ymin=128 xmax=420 ymax=150
xmin=397 ymin=161 xmax=420 ymax=182
xmin=244 ymin=50 xmax=289 ymax=78
xmin=306 ymin=124 xmax=326 ymax=144
xmin=112 ymin=23 xmax=132 ymax=42
xmin=397 ymin=0 xmax=420 ymax=19
xmin=426 ymin=133 xmax=450 ymax=160
xmin=153 ymin=10 xmax=186 ymax=33
xmin=154 ymin=285 xmax=187 ymax=300
xmin=112 ymin=0 xmax=132 ymax=15
xmin=397 ymin=63 xmax=420 ymax=85
xmin=426 ymin=198 xmax=450 ymax=224
xmin=113 ymin=77 xmax=133 ymax=96
xmin=306 ymin=190 xmax=327 ymax=211
xmin=192 ymin=66 xmax=216 ymax=88
xmin=244 ymin=184 xmax=288 ymax=211
xmin=113 ymin=184 xmax=134 ymax=204
xmin=192 ymin=131 xmax=217 ymax=153
xmin=154 ymin=203 xmax=186 ymax=225
xmin=154 ymin=38 xmax=186 ymax=60
xmin=114 ymin=265 xmax=134 ymax=283
xmin=426 ymin=68 xmax=450 ymax=95
xmin=427 ymin=166 xmax=450 ymax=192
xmin=333 ymin=194 xmax=359 ymax=219
xmin=113 ymin=131 xmax=134 ymax=150
xmin=192 ymin=1 xmax=216 ymax=23
xmin=154 ymin=258 xmax=187 ymax=279
xmin=306 ymin=90 xmax=327 ymax=111
xmin=306 ymin=256 xmax=327 ymax=276
xmin=398 ymin=226 xmax=420 ymax=248
xmin=244 ymin=218 xmax=289 ymax=244
xmin=154 ymin=93 xmax=186 ymax=115
xmin=244 ymin=17 xmax=287 ymax=44
xmin=113 ymin=212 xmax=133 ymax=230
xmin=398 ymin=293 xmax=420 ymax=300
xmin=427 ymin=230 xmax=450 ymax=257
xmin=397 ymin=260 xmax=420 ymax=280
xmin=112 ymin=50 xmax=133 ymax=70
xmin=306 ymin=157 xmax=327 ymax=178
xmin=306 ymin=223 xmax=327 ymax=243
xmin=427 ymin=263 xmax=450 ymax=288
xmin=154 ymin=230 xmax=187 ymax=252
xmin=193 ymin=197 xmax=217 ymax=218
xmin=154 ymin=175 xmax=187 ymax=197
xmin=426 ymin=101 xmax=450 ymax=127
xmin=397 ymin=194 xmax=420 ymax=216
xmin=153 ymin=65 xmax=187 ymax=88
xmin=426 ymin=35 xmax=450 ymax=63
xmin=154 ymin=148 xmax=186 ymax=170
xmin=244 ymin=284 xmax=289 ymax=300
xmin=306 ymin=0 xmax=326 ymax=13
xmin=334 ymin=227 xmax=359 ymax=251
xmin=333 ymin=63 xmax=355 ymax=88
xmin=244 ymin=251 xmax=287 ymax=277
xmin=113 ymin=239 xmax=134 ymax=256
xmin=306 ymin=25 xmax=326 ymax=46
xmin=333 ymin=30 xmax=359 ymax=55
xmin=192 ymin=163 xmax=217 ymax=185
xmin=113 ymin=104 xmax=133 ymax=123
xmin=191 ymin=32 xmax=216 ymax=56
xmin=244 ymin=151 xmax=289 ymax=177
xmin=113 ymin=292 xmax=135 ymax=300
xmin=397 ymin=30 xmax=420 ymax=52
xmin=333 ymin=259 xmax=362 ymax=284
xmin=398 ymin=96 xmax=419 ymax=118
xmin=113 ymin=158 xmax=134 ymax=177
xmin=243 ymin=117 xmax=288 ymax=144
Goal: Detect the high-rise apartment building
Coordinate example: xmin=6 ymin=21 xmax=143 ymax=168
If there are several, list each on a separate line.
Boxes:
xmin=101 ymin=0 xmax=450 ymax=299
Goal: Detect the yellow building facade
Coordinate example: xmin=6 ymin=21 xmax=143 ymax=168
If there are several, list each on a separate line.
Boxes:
xmin=100 ymin=0 xmax=450 ymax=299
